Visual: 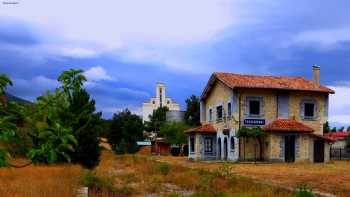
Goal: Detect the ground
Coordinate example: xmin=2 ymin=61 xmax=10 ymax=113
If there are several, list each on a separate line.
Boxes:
xmin=156 ymin=156 xmax=350 ymax=197
xmin=0 ymin=151 xmax=348 ymax=197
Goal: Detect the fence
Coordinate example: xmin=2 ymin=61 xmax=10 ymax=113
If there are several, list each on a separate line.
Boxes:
xmin=330 ymin=147 xmax=350 ymax=160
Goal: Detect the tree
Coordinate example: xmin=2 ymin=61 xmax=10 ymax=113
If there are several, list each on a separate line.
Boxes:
xmin=237 ymin=126 xmax=269 ymax=161
xmin=347 ymin=126 xmax=350 ymax=132
xmin=144 ymin=106 xmax=168 ymax=133
xmin=108 ymin=109 xmax=144 ymax=154
xmin=184 ymin=95 xmax=200 ymax=126
xmin=323 ymin=122 xmax=330 ymax=133
xmin=159 ymin=122 xmax=188 ymax=146
xmin=58 ymin=69 xmax=101 ymax=169
xmin=338 ymin=127 xmax=345 ymax=132
xmin=331 ymin=127 xmax=337 ymax=132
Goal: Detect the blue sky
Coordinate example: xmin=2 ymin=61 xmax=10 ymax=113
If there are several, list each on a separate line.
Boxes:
xmin=1 ymin=0 xmax=350 ymax=126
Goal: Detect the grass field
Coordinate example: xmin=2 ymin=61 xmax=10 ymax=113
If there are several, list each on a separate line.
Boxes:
xmin=2 ymin=151 xmax=348 ymax=196
xmin=0 ymin=158 xmax=82 ymax=197
xmin=156 ymin=156 xmax=350 ymax=197
xmin=89 ymin=151 xmax=293 ymax=196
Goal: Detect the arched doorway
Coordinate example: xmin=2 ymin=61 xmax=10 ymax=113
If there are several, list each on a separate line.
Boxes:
xmin=217 ymin=138 xmax=221 ymax=160
xmin=224 ymin=138 xmax=228 ymax=160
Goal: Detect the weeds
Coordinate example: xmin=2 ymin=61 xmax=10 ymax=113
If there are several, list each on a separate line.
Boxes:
xmin=296 ymin=184 xmax=314 ymax=197
xmin=157 ymin=163 xmax=171 ymax=175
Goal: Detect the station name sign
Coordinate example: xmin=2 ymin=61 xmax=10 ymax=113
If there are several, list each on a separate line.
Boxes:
xmin=243 ymin=119 xmax=265 ymax=126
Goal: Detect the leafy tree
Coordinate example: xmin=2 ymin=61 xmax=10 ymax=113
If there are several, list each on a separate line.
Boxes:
xmin=347 ymin=126 xmax=350 ymax=132
xmin=338 ymin=127 xmax=345 ymax=132
xmin=237 ymin=127 xmax=269 ymax=161
xmin=184 ymin=95 xmax=200 ymax=126
xmin=27 ymin=122 xmax=77 ymax=164
xmin=323 ymin=122 xmax=330 ymax=133
xmin=58 ymin=70 xmax=101 ymax=169
xmin=144 ymin=106 xmax=168 ymax=133
xmin=108 ymin=109 xmax=144 ymax=154
xmin=159 ymin=122 xmax=188 ymax=145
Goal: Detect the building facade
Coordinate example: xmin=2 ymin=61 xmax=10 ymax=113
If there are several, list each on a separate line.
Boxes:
xmin=142 ymin=82 xmax=180 ymax=122
xmin=186 ymin=66 xmax=335 ymax=163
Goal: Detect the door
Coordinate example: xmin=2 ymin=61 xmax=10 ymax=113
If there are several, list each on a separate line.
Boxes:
xmin=314 ymin=140 xmax=324 ymax=163
xmin=224 ymin=138 xmax=228 ymax=160
xmin=284 ymin=136 xmax=295 ymax=162
xmin=217 ymin=138 xmax=221 ymax=160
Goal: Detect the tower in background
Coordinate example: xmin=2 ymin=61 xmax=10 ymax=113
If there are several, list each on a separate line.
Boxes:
xmin=142 ymin=82 xmax=180 ymax=122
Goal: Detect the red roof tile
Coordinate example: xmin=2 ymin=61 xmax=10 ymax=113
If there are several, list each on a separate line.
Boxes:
xmin=324 ymin=132 xmax=349 ymax=140
xmin=214 ymin=72 xmax=334 ymax=93
xmin=262 ymin=119 xmax=314 ymax=133
xmin=185 ymin=124 xmax=216 ymax=134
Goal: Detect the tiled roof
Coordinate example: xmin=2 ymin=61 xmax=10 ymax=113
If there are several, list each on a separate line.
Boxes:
xmin=324 ymin=132 xmax=349 ymax=140
xmin=214 ymin=72 xmax=334 ymax=93
xmin=185 ymin=124 xmax=217 ymax=134
xmin=310 ymin=134 xmax=335 ymax=142
xmin=262 ymin=119 xmax=314 ymax=133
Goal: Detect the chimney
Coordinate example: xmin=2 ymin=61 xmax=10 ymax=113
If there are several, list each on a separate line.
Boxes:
xmin=312 ymin=65 xmax=320 ymax=85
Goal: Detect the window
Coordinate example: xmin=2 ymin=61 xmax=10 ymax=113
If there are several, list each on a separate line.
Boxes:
xmin=216 ymin=106 xmax=223 ymax=121
xmin=304 ymin=103 xmax=315 ymax=118
xmin=230 ymin=137 xmax=235 ymax=150
xmin=209 ymin=109 xmax=213 ymax=121
xmin=227 ymin=102 xmax=232 ymax=117
xmin=190 ymin=137 xmax=195 ymax=152
xmin=167 ymin=100 xmax=170 ymax=104
xmin=204 ymin=137 xmax=213 ymax=152
xmin=249 ymin=100 xmax=260 ymax=116
xmin=152 ymin=101 xmax=155 ymax=104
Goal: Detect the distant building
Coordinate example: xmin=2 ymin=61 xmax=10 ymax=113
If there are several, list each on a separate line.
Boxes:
xmin=142 ymin=82 xmax=180 ymax=122
xmin=166 ymin=110 xmax=185 ymax=122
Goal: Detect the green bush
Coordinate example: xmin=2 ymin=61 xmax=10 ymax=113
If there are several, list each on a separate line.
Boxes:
xmin=82 ymin=171 xmax=116 ymax=190
xmin=296 ymin=184 xmax=314 ymax=197
xmin=157 ymin=163 xmax=171 ymax=175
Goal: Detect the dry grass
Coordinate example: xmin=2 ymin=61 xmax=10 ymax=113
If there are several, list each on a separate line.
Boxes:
xmin=0 ymin=158 xmax=82 ymax=197
xmin=89 ymin=151 xmax=293 ymax=197
xmin=156 ymin=156 xmax=350 ymax=197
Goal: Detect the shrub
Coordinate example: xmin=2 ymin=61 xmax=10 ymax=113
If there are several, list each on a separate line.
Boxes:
xmin=296 ymin=184 xmax=314 ymax=197
xmin=157 ymin=163 xmax=171 ymax=175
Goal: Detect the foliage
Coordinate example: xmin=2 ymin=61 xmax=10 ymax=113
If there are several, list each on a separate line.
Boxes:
xmin=57 ymin=69 xmax=101 ymax=168
xmin=0 ymin=74 xmax=13 ymax=95
xmin=66 ymin=89 xmax=102 ymax=169
xmin=27 ymin=123 xmax=77 ymax=164
xmin=338 ymin=126 xmax=345 ymax=131
xmin=144 ymin=106 xmax=168 ymax=133
xmin=347 ymin=126 xmax=350 ymax=132
xmin=156 ymin=163 xmax=171 ymax=175
xmin=237 ymin=126 xmax=268 ymax=138
xmin=159 ymin=122 xmax=188 ymax=145
xmin=296 ymin=184 xmax=314 ymax=197
xmin=108 ymin=109 xmax=144 ymax=154
xmin=184 ymin=95 xmax=200 ymax=126
xmin=323 ymin=122 xmax=330 ymax=133
xmin=100 ymin=119 xmax=113 ymax=137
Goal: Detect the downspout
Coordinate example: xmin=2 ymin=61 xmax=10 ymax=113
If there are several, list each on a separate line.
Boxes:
xmin=238 ymin=89 xmax=243 ymax=160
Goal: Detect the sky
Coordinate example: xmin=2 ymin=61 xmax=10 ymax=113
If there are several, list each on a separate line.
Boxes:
xmin=1 ymin=0 xmax=350 ymax=127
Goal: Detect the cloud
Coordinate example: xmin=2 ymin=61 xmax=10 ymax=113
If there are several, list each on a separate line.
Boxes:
xmin=329 ymin=85 xmax=350 ymax=124
xmin=61 ymin=47 xmax=98 ymax=58
xmin=8 ymin=75 xmax=59 ymax=101
xmin=84 ymin=66 xmax=115 ymax=82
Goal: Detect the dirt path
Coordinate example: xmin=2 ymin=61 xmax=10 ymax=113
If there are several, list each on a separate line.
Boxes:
xmin=155 ymin=156 xmax=350 ymax=197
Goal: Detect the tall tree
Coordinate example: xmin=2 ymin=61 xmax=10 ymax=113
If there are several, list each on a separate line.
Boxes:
xmin=108 ymin=109 xmax=144 ymax=154
xmin=58 ymin=69 xmax=101 ymax=168
xmin=144 ymin=106 xmax=168 ymax=133
xmin=338 ymin=126 xmax=345 ymax=132
xmin=347 ymin=126 xmax=350 ymax=132
xmin=184 ymin=95 xmax=200 ymax=126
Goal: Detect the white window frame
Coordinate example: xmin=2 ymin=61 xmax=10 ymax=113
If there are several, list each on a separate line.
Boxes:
xmin=246 ymin=97 xmax=264 ymax=118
